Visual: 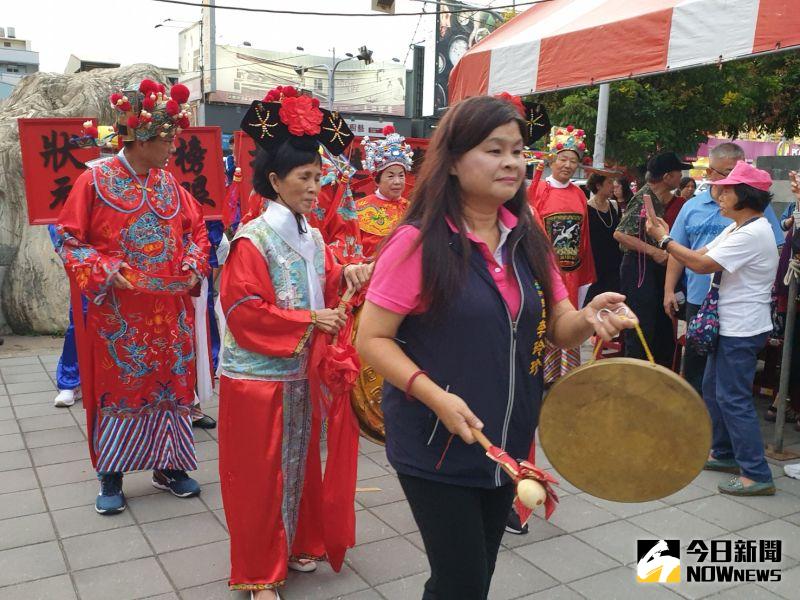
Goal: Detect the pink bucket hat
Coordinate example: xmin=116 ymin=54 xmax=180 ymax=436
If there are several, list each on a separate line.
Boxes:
xmin=711 ymin=160 xmax=772 ymax=191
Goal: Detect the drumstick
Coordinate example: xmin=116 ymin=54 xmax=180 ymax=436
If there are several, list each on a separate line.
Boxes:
xmin=331 ymin=286 xmax=357 ymax=344
xmin=470 ymin=427 xmax=517 ymax=480
xmin=469 ymin=427 xmax=547 ymax=510
xmin=338 ymin=286 xmax=355 ymax=308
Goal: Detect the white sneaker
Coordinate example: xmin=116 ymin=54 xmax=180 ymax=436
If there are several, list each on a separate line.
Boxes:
xmin=53 ymin=389 xmax=76 ymax=408
xmin=784 ymin=463 xmax=800 ymax=480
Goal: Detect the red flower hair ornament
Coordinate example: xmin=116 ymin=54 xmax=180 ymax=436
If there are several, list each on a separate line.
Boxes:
xmin=495 ymin=92 xmax=526 ymax=117
xmin=279 ymin=95 xmax=324 ymax=137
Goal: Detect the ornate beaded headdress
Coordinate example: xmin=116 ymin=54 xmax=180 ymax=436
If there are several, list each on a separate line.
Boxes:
xmin=108 ymin=79 xmax=192 ymax=143
xmin=361 ymin=125 xmax=413 ymax=174
xmin=548 ymin=124 xmax=588 ymax=159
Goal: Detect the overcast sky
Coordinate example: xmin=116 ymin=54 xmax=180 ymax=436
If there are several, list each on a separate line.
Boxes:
xmin=3 ymin=0 xmax=501 ymax=73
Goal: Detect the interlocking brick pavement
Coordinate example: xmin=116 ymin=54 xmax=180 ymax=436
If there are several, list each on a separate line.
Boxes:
xmin=1 ymin=344 xmax=800 ymax=599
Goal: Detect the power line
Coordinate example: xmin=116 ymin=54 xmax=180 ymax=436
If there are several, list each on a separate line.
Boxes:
xmin=150 ymin=0 xmax=552 ymax=17
xmin=403 ymin=13 xmax=425 ymax=64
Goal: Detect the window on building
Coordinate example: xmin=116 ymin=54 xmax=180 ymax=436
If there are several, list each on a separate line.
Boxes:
xmin=3 ymin=42 xmax=10 ymax=47
xmin=6 ymin=65 xmax=19 ymax=73
xmin=314 ymin=78 xmax=324 ymax=92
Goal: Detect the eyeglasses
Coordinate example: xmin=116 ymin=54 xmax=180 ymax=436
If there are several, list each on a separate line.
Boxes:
xmin=706 ymin=166 xmax=732 ymax=178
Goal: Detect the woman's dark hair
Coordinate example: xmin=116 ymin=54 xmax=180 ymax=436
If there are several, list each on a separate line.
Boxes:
xmin=251 ymin=136 xmax=320 ymax=199
xmin=678 ymin=176 xmax=696 ymax=192
xmin=587 ymin=173 xmax=607 ymax=195
xmin=395 ymin=95 xmax=555 ymax=319
xmin=732 ymin=183 xmax=772 ymax=212
xmin=614 ymin=177 xmax=634 ymax=203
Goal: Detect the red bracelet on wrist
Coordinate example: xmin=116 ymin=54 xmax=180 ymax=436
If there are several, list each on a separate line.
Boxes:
xmin=405 ymin=370 xmax=429 ymax=402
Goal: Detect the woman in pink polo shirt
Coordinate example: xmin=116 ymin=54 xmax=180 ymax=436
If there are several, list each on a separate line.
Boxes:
xmin=356 ymin=94 xmax=637 ymax=599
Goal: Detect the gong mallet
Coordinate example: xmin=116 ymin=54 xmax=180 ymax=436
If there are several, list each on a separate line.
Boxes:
xmin=469 ymin=427 xmax=548 ymax=510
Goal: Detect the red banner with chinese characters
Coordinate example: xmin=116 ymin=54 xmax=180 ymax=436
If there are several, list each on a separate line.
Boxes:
xmin=19 ymin=118 xmax=101 ymax=225
xmin=232 ymin=132 xmax=430 ymax=213
xmin=166 ymin=126 xmax=226 ymax=221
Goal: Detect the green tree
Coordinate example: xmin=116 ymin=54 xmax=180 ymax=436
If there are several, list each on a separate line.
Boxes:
xmin=530 ymin=49 xmax=800 ymax=167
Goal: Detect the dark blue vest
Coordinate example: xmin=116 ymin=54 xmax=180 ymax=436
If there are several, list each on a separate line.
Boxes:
xmin=382 ymin=227 xmax=545 ymax=488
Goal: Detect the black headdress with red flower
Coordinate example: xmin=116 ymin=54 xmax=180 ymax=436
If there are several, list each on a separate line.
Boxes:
xmin=241 ymin=86 xmax=354 ymax=156
xmin=495 ymin=92 xmax=551 ymax=144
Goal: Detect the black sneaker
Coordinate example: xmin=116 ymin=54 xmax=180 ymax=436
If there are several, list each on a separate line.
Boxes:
xmin=192 ymin=414 xmax=217 ymax=429
xmin=505 ymin=508 xmax=529 ymax=535
xmin=95 ymin=472 xmax=126 ymax=515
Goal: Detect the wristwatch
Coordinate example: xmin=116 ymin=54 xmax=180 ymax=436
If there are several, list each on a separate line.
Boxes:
xmin=657 ymin=235 xmax=673 ymax=251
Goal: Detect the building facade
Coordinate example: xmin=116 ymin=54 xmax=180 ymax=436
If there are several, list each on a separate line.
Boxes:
xmin=0 ymin=27 xmax=39 ymax=100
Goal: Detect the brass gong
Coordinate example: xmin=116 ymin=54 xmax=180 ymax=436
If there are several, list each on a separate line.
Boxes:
xmin=350 ymin=305 xmax=386 ymax=445
xmin=539 ymin=358 xmax=711 ymax=503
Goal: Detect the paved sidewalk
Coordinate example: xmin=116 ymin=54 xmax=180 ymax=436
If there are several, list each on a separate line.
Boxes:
xmin=1 ymin=347 xmax=800 ymax=600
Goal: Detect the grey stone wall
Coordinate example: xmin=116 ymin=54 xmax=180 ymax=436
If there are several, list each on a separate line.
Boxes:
xmin=0 ymin=64 xmax=164 ymax=334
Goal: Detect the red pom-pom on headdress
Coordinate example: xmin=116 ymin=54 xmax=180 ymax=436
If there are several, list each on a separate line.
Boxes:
xmin=311 ymin=97 xmax=320 ymax=108
xmin=282 ymin=86 xmax=297 ymax=98
xmin=139 ymin=79 xmax=160 ymax=96
xmin=158 ymin=83 xmax=166 ymax=94
xmin=82 ymin=121 xmax=99 ymax=139
xmin=142 ymin=96 xmax=156 ymax=111
xmin=110 ymin=93 xmax=122 ymax=107
xmin=127 ymin=115 xmax=140 ymax=129
xmin=118 ymin=100 xmax=132 ymax=112
xmin=166 ymin=100 xmax=181 ymax=116
xmin=566 ymin=125 xmax=575 ymax=132
xmin=170 ymin=84 xmax=190 ymax=105
xmin=382 ymin=125 xmax=396 ymax=136
xmin=177 ymin=116 xmax=191 ymax=129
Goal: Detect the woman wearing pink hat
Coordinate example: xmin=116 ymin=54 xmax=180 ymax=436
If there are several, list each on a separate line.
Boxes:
xmin=647 ymin=161 xmax=779 ymax=496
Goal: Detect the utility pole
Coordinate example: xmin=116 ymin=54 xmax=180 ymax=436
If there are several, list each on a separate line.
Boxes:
xmin=593 ymin=83 xmax=610 ymax=168
xmin=199 ymin=0 xmax=216 ymax=126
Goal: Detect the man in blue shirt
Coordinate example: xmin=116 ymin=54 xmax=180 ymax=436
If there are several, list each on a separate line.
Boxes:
xmin=664 ymin=143 xmax=785 ymax=394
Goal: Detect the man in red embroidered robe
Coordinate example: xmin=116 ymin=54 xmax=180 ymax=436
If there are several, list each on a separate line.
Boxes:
xmin=55 ymin=79 xmax=210 ymax=514
xmin=528 ymin=125 xmax=595 ymax=385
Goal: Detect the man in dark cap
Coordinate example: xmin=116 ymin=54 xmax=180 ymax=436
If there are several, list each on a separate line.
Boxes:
xmin=614 ymin=152 xmax=692 ymax=366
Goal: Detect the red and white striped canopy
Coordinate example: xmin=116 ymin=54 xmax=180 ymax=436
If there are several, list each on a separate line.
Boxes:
xmin=448 ymin=0 xmax=800 ymax=102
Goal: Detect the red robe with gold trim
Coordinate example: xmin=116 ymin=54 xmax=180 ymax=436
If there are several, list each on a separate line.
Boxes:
xmin=55 ymin=153 xmax=210 ymax=471
xmin=528 ymin=178 xmax=595 ymax=383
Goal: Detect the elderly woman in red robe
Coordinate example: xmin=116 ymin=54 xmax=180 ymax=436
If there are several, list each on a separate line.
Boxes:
xmin=218 ymin=87 xmax=372 ymax=598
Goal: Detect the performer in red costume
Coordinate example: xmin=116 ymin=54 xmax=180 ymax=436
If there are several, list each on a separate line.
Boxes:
xmin=356 ymin=125 xmax=414 ymax=259
xmin=55 ymin=79 xmax=210 ymax=515
xmin=528 ymin=125 xmax=596 ymax=385
xmin=218 ymin=86 xmax=371 ymax=598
